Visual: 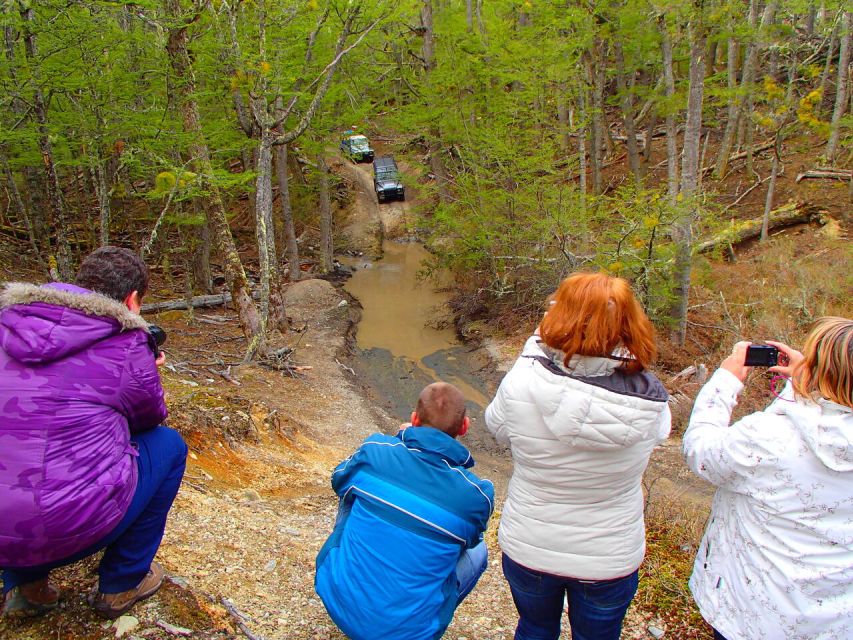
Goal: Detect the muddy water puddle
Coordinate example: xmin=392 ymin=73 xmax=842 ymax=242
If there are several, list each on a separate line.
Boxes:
xmin=343 ymin=242 xmax=497 ymax=446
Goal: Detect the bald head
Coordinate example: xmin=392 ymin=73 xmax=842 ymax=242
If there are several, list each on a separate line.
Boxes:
xmin=415 ymin=382 xmax=467 ymax=436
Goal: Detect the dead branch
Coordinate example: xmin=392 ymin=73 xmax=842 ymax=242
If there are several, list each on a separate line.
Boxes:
xmin=155 ymin=620 xmax=193 ymax=637
xmin=220 ymin=597 xmax=266 ymax=640
xmin=208 ymin=366 xmax=241 ymax=386
xmin=795 ymin=168 xmax=851 ymax=183
xmin=335 ymin=358 xmax=355 ymax=375
xmin=696 ymin=202 xmax=830 ymax=254
xmin=723 ymin=170 xmax=779 ymax=212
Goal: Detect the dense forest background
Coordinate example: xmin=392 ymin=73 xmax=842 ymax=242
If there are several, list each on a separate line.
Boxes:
xmin=1 ymin=0 xmax=850 ymax=358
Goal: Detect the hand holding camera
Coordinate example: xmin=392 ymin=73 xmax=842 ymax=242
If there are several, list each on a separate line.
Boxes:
xmin=721 ymin=340 xmax=797 ymax=382
xmin=148 ymin=325 xmax=167 ymax=368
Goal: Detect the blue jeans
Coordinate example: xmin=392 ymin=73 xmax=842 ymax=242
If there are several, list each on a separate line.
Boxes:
xmin=502 ymin=553 xmax=639 ymax=640
xmin=456 ymin=541 xmax=488 ymax=604
xmin=713 ymin=631 xmax=729 ymax=640
xmin=2 ymin=426 xmax=187 ymax=595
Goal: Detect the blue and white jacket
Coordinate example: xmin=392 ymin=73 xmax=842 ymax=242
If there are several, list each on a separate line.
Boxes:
xmin=315 ymin=427 xmax=495 ymax=640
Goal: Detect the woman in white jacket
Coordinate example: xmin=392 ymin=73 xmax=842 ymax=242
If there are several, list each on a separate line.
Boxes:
xmin=684 ymin=317 xmax=853 ymax=640
xmin=485 ymin=273 xmax=671 ymax=640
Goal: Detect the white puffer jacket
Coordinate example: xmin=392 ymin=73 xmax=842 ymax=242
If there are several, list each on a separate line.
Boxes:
xmin=684 ymin=369 xmax=853 ymax=640
xmin=485 ymin=336 xmax=671 ymax=580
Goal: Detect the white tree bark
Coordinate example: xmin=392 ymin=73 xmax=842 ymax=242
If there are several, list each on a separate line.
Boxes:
xmin=826 ymin=11 xmax=852 ymax=161
xmin=317 ymin=155 xmax=333 ymax=273
xmin=670 ymin=25 xmax=707 ymax=345
xmin=660 ymin=18 xmax=679 ymax=204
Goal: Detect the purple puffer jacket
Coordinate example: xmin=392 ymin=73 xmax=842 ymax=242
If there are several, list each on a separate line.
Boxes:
xmin=0 ymin=282 xmax=167 ymax=568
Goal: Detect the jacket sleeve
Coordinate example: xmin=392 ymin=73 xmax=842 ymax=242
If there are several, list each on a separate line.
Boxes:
xmin=118 ymin=334 xmax=168 ymax=433
xmin=682 ymin=368 xmax=780 ymax=492
xmin=331 ymin=437 xmax=378 ymax=497
xmin=657 ymin=402 xmax=673 ymax=442
xmin=473 ymin=477 xmax=496 ymax=536
xmin=485 ymin=376 xmax=512 ymax=446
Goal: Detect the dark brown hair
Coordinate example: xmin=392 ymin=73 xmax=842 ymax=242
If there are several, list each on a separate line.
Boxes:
xmin=75 ymin=246 xmax=150 ymax=303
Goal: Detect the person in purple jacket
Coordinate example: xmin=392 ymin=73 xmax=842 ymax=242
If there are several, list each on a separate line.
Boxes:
xmin=0 ymin=246 xmax=187 ymax=620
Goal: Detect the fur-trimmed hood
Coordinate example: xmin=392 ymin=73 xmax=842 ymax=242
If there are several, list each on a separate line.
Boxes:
xmin=0 ymin=281 xmax=149 ymax=364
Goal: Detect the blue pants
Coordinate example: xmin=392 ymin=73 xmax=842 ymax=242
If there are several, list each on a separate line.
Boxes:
xmin=456 ymin=541 xmax=488 ymax=604
xmin=502 ymin=553 xmax=639 ymax=640
xmin=3 ymin=426 xmax=187 ymax=595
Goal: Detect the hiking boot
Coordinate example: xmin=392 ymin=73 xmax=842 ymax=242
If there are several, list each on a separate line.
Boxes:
xmin=91 ymin=562 xmax=165 ymax=619
xmin=2 ymin=579 xmax=60 ymax=619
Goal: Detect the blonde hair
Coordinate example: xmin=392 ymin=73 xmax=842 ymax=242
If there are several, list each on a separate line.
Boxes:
xmin=793 ymin=317 xmax=853 ymax=408
xmin=539 ymin=272 xmax=656 ymax=374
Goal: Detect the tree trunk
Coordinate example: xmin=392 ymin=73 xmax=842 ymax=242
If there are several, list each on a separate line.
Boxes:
xmin=578 ymin=83 xmax=588 ymax=210
xmin=422 ymin=0 xmax=435 ymax=71
xmin=419 ymin=1 xmax=449 ymax=203
xmin=275 ymin=144 xmax=300 ymax=281
xmin=670 ymin=25 xmax=706 ymax=345
xmin=730 ymin=2 xmax=778 ymax=174
xmin=94 ymin=160 xmax=111 ymax=246
xmin=706 ymin=38 xmax=718 ymax=77
xmin=465 ymin=0 xmax=473 ymax=32
xmin=22 ymin=5 xmax=73 ymax=279
xmin=1 ymin=148 xmax=42 ymax=263
xmin=317 ymin=155 xmax=333 ymax=274
xmin=806 ymin=2 xmax=817 ymax=37
xmin=557 ymin=82 xmax=570 ymax=153
xmin=761 ymin=146 xmax=780 ymax=241
xmin=819 ymin=22 xmax=839 ymax=112
xmin=193 ymin=202 xmax=213 ymax=294
xmin=164 ymin=0 xmax=261 ymax=346
xmin=660 ymin=18 xmax=679 ymax=204
xmin=713 ymin=36 xmax=741 ymax=177
xmin=586 ymin=49 xmax=604 ymax=195
xmin=476 ymin=0 xmax=485 ymax=37
xmin=179 ymin=225 xmax=195 ymax=323
xmin=614 ymin=41 xmax=643 ymax=181
xmin=4 ymin=23 xmax=48 ymax=265
xmin=429 ymin=129 xmax=451 ymax=204
xmin=826 ymin=11 xmax=852 ymax=161
xmin=254 ymin=131 xmax=274 ymax=326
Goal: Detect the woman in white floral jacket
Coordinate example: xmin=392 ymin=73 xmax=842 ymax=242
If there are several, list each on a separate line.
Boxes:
xmin=684 ymin=317 xmax=853 ymax=640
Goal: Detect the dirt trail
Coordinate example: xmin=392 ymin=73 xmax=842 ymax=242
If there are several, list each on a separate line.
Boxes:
xmin=1 ymin=149 xmax=713 ymax=640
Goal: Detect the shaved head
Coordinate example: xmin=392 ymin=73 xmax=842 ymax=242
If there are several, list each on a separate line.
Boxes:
xmin=415 ymin=382 xmax=467 ymax=436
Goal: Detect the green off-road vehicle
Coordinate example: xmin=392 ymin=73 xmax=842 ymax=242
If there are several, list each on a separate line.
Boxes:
xmin=373 ymin=156 xmax=405 ymax=203
xmin=340 ymin=134 xmax=374 ymax=163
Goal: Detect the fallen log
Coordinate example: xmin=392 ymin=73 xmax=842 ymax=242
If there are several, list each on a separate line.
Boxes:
xmin=141 ymin=290 xmax=261 ymax=314
xmin=696 ymin=202 xmax=829 ymax=255
xmin=795 ymin=168 xmax=851 ymax=183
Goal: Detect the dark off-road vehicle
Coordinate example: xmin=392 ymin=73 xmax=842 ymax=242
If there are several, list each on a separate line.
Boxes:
xmin=373 ymin=156 xmax=405 ymax=203
xmin=340 ymin=134 xmax=374 ymax=163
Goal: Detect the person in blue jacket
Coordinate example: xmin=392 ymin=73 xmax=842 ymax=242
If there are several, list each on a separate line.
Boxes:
xmin=315 ymin=382 xmax=495 ymax=640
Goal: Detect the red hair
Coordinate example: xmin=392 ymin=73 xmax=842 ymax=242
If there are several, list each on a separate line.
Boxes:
xmin=539 ymin=272 xmax=656 ymax=373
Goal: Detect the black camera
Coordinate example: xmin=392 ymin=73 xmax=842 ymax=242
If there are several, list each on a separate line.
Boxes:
xmin=147 ymin=324 xmax=167 ymax=358
xmin=744 ymin=344 xmax=778 ymax=367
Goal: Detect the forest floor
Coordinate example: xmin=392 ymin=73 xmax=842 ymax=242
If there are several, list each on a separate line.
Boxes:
xmin=1 ymin=135 xmax=850 ymax=640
